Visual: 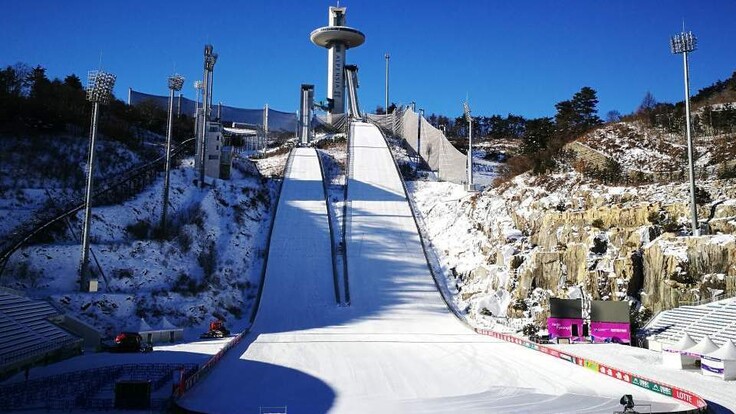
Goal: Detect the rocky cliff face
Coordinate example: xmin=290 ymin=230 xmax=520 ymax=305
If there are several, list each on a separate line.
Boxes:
xmin=411 ymin=173 xmax=736 ymax=326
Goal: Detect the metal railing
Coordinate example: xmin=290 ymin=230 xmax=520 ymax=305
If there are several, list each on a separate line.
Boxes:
xmin=315 ymin=149 xmax=343 ymax=305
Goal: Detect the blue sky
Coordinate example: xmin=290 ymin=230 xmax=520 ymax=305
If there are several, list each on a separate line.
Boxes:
xmin=2 ymin=1 xmax=735 ymax=119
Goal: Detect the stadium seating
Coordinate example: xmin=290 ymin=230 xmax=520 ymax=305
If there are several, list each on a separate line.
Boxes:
xmin=645 ymin=298 xmax=736 ymax=348
xmin=0 ymin=292 xmax=82 ymax=374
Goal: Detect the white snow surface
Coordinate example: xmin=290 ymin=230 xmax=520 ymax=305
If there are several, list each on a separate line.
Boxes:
xmin=179 ymin=125 xmax=688 ymax=413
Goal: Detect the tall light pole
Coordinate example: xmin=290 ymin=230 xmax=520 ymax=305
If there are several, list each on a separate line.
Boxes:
xmin=670 ymin=30 xmax=699 ymax=235
xmin=161 ymin=74 xmax=184 ymax=236
xmin=384 ymin=52 xmax=390 ymax=113
xmin=464 ymin=101 xmax=473 ymax=190
xmin=417 ymin=108 xmax=423 ymax=170
xmin=80 ymin=70 xmax=116 ymax=292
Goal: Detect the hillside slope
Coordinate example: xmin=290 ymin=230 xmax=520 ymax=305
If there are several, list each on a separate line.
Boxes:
xmin=409 ymin=119 xmax=736 ymax=330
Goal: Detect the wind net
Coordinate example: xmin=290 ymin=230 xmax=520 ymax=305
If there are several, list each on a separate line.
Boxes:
xmin=128 ymin=89 xmax=298 ymax=132
xmin=368 ymin=107 xmax=467 ymax=184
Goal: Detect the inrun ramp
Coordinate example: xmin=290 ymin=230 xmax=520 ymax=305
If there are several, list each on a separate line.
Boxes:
xmin=179 ymin=129 xmax=687 ymax=413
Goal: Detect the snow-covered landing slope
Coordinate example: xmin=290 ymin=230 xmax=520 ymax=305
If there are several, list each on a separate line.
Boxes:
xmin=179 ymin=127 xmax=688 ymax=413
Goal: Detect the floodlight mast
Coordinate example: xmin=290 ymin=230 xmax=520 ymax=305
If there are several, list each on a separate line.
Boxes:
xmin=417 ymin=108 xmax=423 ymax=171
xmin=384 ymin=53 xmax=390 ymax=114
xmin=670 ymin=31 xmax=699 ymax=236
xmin=80 ymin=70 xmax=116 ymax=292
xmin=161 ymin=74 xmax=184 ymax=235
xmin=464 ymin=102 xmax=473 ymax=190
xmin=198 ymin=45 xmax=217 ymax=188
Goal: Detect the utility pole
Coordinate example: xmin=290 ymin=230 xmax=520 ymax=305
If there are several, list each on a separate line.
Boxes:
xmin=417 ymin=108 xmax=423 ymax=170
xmin=384 ymin=52 xmax=390 ymax=113
xmin=464 ymin=101 xmax=474 ymax=190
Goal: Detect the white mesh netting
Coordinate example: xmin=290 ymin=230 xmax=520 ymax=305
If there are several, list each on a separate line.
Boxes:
xmin=368 ymin=108 xmax=467 ymax=184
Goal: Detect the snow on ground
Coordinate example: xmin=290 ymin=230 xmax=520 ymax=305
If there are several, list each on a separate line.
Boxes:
xmin=254 ymin=148 xmax=291 ymax=178
xmin=3 ymin=155 xmax=276 ymax=337
xmin=0 ymin=134 xmax=155 ymax=241
xmin=179 ymin=123 xmax=689 ymax=413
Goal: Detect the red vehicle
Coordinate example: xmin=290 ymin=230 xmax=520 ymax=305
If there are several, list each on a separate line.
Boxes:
xmin=107 ymin=332 xmax=153 ymax=353
xmin=200 ymin=319 xmax=230 ymax=339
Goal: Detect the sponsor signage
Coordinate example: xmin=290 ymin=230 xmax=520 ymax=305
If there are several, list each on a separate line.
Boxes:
xmin=598 ymin=364 xmax=631 ymax=383
xmin=547 ymin=317 xmax=583 ymax=339
xmin=632 ymin=376 xmax=672 ymax=397
xmin=700 ymin=362 xmax=723 ymax=374
xmin=590 ymin=321 xmax=631 ymax=344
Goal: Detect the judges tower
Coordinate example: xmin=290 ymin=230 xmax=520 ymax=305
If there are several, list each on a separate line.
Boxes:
xmin=310 ymin=6 xmax=365 ymax=122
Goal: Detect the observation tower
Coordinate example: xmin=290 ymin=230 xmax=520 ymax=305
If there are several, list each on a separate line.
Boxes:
xmin=310 ymin=6 xmax=365 ymax=122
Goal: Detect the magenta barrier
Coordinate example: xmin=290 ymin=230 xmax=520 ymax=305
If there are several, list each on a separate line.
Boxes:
xmin=475 ymin=328 xmax=708 ymax=412
xmin=590 ymin=321 xmax=631 ymax=344
xmin=547 ymin=317 xmax=584 ymax=340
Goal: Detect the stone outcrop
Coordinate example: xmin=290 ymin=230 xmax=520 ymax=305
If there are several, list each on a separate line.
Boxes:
xmin=470 ymin=175 xmax=736 ymax=315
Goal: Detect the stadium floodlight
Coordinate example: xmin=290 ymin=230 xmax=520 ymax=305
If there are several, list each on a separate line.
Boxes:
xmin=79 ymin=70 xmax=116 ymax=292
xmin=86 ymin=70 xmax=116 ymax=104
xmin=670 ymin=30 xmax=699 ymax=236
xmin=161 ymin=74 xmax=185 ymax=235
xmin=464 ymin=101 xmax=473 ymax=190
xmin=384 ymin=53 xmax=390 ymax=114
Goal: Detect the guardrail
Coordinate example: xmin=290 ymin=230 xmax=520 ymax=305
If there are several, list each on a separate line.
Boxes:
xmin=475 ymin=328 xmax=708 ymax=413
xmin=0 ymin=138 xmax=195 ymax=279
xmin=315 ymin=148 xmax=343 ymax=305
xmin=343 ymin=124 xmax=354 ymax=305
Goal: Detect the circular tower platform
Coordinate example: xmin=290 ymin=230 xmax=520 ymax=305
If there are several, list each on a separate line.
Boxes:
xmin=310 ymin=26 xmax=365 ymax=48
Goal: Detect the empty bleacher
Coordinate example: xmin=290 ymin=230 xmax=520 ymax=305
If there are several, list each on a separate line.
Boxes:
xmin=0 ymin=363 xmax=198 ymax=411
xmin=645 ymin=298 xmax=736 ymax=348
xmin=0 ymin=292 xmax=82 ymax=376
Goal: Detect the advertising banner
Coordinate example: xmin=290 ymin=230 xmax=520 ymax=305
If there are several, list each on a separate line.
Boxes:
xmin=547 ymin=317 xmax=583 ymax=339
xmin=590 ymin=321 xmax=631 ymax=344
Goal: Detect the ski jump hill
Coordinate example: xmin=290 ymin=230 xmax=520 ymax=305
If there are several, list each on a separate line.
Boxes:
xmin=178 ymin=122 xmax=689 ymax=413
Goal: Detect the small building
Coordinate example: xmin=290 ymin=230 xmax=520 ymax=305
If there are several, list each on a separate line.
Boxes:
xmin=661 ymin=332 xmax=697 ymax=369
xmin=682 ymin=335 xmax=719 ymax=361
xmin=548 ymin=298 xmax=585 ymax=343
xmin=589 ymin=300 xmax=630 ymax=344
xmin=131 ymin=318 xmax=183 ymax=345
xmin=195 ymin=121 xmax=231 ymax=183
xmin=702 ymin=340 xmax=736 ymax=380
